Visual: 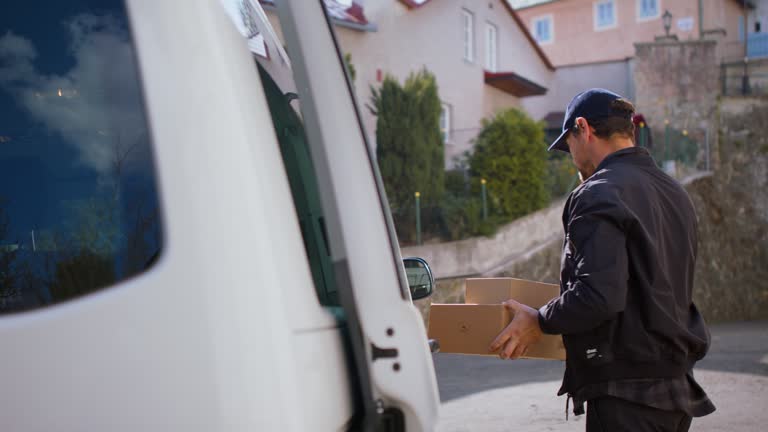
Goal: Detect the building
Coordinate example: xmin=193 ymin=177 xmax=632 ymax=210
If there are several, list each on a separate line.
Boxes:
xmin=512 ymin=0 xmax=750 ymax=64
xmin=262 ymin=0 xmax=555 ymax=167
xmin=509 ymin=0 xmax=751 ymax=134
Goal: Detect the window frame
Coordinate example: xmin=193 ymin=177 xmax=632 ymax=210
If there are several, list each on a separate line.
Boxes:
xmin=637 ymin=0 xmax=660 ymax=22
xmin=532 ymin=15 xmax=554 ymax=45
xmin=462 ymin=9 xmax=475 ymax=63
xmin=594 ymin=0 xmax=618 ymax=31
xmin=485 ymin=22 xmax=498 ymax=72
xmin=440 ymin=103 xmax=452 ymax=144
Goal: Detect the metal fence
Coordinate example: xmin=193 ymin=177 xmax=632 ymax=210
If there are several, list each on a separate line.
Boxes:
xmin=636 ymin=122 xmax=710 ymax=178
xmin=390 ymin=124 xmax=709 ymax=246
xmin=392 ymin=162 xmax=577 ymax=246
xmin=722 ymin=57 xmax=768 ymax=96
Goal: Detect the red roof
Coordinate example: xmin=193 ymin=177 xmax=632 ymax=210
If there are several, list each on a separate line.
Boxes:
xmin=324 ymin=0 xmax=370 ymax=26
xmin=500 ymin=1 xmax=555 ymax=71
xmin=484 ymin=71 xmax=547 ymax=97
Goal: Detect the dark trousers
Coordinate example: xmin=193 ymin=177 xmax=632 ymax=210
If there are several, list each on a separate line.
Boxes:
xmin=587 ymin=397 xmax=692 ymax=432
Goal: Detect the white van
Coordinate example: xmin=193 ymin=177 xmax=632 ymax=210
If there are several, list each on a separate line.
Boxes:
xmin=0 ymin=0 xmax=440 ymax=430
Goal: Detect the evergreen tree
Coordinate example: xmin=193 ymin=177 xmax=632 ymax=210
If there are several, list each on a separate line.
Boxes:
xmin=370 ymin=69 xmax=444 ymax=242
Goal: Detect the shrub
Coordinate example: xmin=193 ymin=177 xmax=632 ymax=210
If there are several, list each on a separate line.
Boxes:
xmin=467 ymin=108 xmax=549 ymax=222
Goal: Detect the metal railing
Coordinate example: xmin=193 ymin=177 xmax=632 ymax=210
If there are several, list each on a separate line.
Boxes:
xmin=637 ymin=122 xmax=710 ymax=178
xmin=721 ymin=57 xmax=768 ymax=96
xmin=392 ymin=165 xmax=577 ymax=246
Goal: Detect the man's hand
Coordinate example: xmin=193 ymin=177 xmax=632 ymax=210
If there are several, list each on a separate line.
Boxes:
xmin=489 ymin=299 xmax=543 ymax=360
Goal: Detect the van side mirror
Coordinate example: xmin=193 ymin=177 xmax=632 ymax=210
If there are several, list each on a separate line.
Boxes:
xmin=403 ymin=257 xmax=434 ymax=301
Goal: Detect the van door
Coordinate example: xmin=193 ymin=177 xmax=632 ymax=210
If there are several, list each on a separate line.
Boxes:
xmin=267 ymin=2 xmax=441 ymax=430
xmin=0 ymin=0 xmax=349 ymax=430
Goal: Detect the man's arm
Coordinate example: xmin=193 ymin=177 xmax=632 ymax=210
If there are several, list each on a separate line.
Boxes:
xmin=539 ymin=191 xmax=629 ymax=335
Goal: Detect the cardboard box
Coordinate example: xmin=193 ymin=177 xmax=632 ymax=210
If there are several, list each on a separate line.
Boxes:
xmin=427 ymin=278 xmax=566 ymax=360
xmin=465 ymin=277 xmax=560 ymax=307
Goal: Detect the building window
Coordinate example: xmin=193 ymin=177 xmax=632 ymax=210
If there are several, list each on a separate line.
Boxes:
xmin=594 ymin=0 xmax=617 ymax=30
xmin=440 ymin=104 xmax=451 ymax=143
xmin=532 ymin=15 xmax=553 ymax=44
xmin=462 ymin=10 xmax=474 ymax=62
xmin=739 ymin=15 xmax=745 ymax=41
xmin=637 ymin=0 xmax=660 ymax=21
xmin=485 ymin=22 xmax=498 ymax=72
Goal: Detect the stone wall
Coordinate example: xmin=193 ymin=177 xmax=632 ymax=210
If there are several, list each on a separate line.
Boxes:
xmin=401 ymin=198 xmax=564 ymax=280
xmin=633 ymin=40 xmax=721 ymax=171
xmin=413 ymin=236 xmax=562 ymax=328
xmin=685 ymin=99 xmax=768 ymax=322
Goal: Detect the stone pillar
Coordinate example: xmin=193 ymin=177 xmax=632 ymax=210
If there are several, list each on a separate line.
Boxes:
xmin=633 ymin=40 xmax=720 ymax=171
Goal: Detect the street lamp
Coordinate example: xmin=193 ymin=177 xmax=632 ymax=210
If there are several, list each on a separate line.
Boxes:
xmin=662 ymin=10 xmax=673 ymax=37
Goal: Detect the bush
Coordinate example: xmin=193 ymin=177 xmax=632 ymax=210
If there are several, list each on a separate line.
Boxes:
xmin=467 ymin=108 xmax=549 ymax=222
xmin=546 ymin=152 xmax=578 ymax=199
xmin=435 ymin=167 xmax=506 ymax=241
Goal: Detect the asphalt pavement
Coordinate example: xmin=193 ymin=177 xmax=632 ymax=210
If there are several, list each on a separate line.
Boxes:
xmin=433 ymin=320 xmax=768 ymax=432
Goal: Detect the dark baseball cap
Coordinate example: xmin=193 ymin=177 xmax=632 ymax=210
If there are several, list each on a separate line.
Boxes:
xmin=548 ymin=88 xmax=627 ymax=153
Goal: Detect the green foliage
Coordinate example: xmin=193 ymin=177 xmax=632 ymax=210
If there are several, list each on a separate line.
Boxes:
xmin=370 ymin=69 xmax=445 ymax=243
xmin=467 ymin=108 xmax=549 ymax=221
xmin=546 ymin=152 xmax=578 ymax=199
xmin=650 ymin=128 xmax=700 ymax=166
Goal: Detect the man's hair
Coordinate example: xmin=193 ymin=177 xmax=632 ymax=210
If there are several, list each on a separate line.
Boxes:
xmin=588 ymin=98 xmax=636 ymax=141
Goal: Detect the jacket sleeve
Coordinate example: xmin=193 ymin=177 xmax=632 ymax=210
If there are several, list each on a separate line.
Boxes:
xmin=538 ymin=189 xmax=629 ymax=335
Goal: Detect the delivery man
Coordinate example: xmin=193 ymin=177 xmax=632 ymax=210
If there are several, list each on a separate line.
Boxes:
xmin=489 ymin=89 xmax=715 ymax=432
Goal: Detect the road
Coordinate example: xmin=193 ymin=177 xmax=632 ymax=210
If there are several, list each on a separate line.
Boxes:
xmin=433 ymin=320 xmax=768 ymax=431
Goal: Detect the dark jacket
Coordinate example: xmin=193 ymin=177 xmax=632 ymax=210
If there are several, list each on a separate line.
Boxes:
xmin=538 ymin=147 xmax=710 ymax=396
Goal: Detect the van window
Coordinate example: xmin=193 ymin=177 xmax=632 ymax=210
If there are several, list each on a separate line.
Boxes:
xmin=0 ymin=0 xmax=163 ymax=313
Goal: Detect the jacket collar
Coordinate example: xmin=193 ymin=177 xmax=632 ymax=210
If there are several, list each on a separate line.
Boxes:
xmin=594 ymin=146 xmax=653 ymax=173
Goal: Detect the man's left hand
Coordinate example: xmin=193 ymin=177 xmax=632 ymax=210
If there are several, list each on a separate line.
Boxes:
xmin=489 ymin=299 xmax=543 ymax=360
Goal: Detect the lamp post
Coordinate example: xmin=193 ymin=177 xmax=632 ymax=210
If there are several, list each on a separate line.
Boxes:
xmin=742 ymin=0 xmax=750 ymax=95
xmin=664 ymin=119 xmax=670 ymax=162
xmin=663 ymin=10 xmax=673 ymax=38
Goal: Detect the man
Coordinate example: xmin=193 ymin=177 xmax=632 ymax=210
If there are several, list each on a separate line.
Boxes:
xmin=489 ymin=89 xmax=715 ymax=431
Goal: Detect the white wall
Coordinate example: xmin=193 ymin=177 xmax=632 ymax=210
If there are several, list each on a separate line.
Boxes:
xmin=523 ymin=58 xmax=633 ymax=120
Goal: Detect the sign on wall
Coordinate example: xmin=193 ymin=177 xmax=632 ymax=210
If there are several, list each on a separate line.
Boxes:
xmin=677 ymin=17 xmax=695 ymax=33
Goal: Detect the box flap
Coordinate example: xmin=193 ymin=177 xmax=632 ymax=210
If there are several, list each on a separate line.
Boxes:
xmin=465 ymin=278 xmax=559 ymax=307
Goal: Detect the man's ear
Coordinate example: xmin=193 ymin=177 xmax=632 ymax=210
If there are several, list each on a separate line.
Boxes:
xmin=573 ymin=117 xmax=587 ymax=135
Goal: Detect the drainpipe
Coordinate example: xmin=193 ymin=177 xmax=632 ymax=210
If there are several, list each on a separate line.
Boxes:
xmin=698 ymin=0 xmax=704 ymax=39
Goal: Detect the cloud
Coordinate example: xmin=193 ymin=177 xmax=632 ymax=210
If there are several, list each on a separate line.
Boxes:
xmin=0 ymin=14 xmax=150 ymax=176
xmin=0 ymin=31 xmax=38 ymax=84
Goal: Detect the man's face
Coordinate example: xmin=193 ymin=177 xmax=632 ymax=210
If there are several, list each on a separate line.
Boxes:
xmin=566 ymin=125 xmax=596 ymax=181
